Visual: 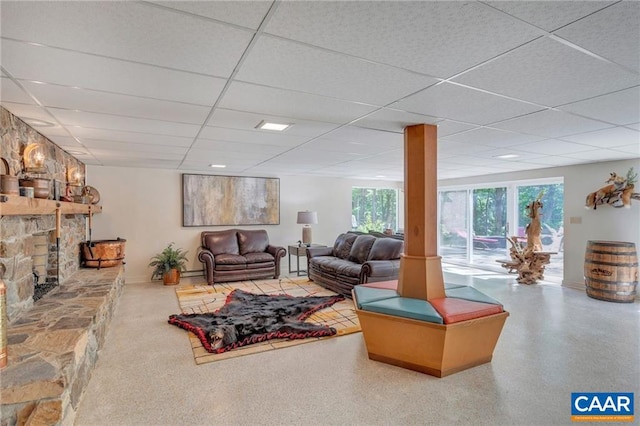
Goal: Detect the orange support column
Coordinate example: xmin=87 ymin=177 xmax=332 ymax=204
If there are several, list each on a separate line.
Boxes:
xmin=396 ymin=124 xmax=445 ymax=301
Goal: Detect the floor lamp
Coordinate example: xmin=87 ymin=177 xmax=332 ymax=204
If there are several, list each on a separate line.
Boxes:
xmin=297 ymin=211 xmax=318 ymax=246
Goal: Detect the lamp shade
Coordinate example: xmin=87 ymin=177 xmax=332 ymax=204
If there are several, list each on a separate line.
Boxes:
xmin=297 ymin=211 xmax=318 ymax=225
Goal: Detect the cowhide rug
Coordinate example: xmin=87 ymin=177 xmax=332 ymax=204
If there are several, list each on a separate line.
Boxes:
xmin=168 ymin=289 xmax=345 ymax=353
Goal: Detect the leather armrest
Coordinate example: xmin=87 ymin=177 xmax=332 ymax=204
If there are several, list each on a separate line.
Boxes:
xmin=360 ymin=260 xmax=401 ymax=282
xmin=266 ymin=245 xmax=286 ymax=258
xmin=307 ymin=246 xmax=333 ymax=258
xmin=198 ymin=248 xmax=216 ymax=285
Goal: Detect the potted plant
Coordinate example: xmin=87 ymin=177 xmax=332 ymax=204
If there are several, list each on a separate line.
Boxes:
xmin=149 ymin=243 xmax=188 ymax=285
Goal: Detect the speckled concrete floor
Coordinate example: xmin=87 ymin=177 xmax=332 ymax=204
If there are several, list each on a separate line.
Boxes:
xmin=74 ymin=267 xmax=639 ymax=425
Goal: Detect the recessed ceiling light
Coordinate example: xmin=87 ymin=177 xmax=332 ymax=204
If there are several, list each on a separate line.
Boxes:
xmin=23 ymin=118 xmax=55 ymax=127
xmin=256 ymin=120 xmax=291 ymax=131
xmin=209 ymin=164 xmax=226 ymax=168
xmin=495 ymin=154 xmax=520 ymax=159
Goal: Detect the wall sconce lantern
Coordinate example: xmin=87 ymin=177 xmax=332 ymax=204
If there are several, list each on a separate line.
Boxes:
xmin=67 ymin=165 xmax=84 ymax=187
xmin=23 ymin=143 xmax=46 ymax=173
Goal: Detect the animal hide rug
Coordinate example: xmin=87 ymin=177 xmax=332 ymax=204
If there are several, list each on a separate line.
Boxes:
xmin=168 ymin=289 xmax=345 ymax=353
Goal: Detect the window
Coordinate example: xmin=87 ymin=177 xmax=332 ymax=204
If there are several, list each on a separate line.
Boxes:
xmin=352 ymin=187 xmax=398 ymax=233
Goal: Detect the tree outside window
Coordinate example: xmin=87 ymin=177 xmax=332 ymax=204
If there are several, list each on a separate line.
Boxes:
xmin=352 ymin=187 xmax=397 ymax=232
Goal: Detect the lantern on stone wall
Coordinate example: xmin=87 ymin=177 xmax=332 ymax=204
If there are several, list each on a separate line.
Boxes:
xmin=23 ymin=143 xmax=46 ymax=173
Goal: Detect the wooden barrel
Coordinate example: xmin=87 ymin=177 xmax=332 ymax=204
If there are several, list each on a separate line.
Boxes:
xmin=584 ymin=240 xmax=638 ymax=303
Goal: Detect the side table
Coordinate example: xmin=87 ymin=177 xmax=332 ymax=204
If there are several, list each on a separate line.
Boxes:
xmin=288 ymin=244 xmax=326 ymax=276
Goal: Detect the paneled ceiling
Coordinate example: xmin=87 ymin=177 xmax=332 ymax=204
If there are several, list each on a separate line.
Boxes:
xmin=1 ymin=1 xmax=638 ymax=181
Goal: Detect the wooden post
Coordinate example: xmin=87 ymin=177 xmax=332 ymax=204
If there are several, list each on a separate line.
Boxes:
xmin=396 ymin=124 xmax=445 ymax=301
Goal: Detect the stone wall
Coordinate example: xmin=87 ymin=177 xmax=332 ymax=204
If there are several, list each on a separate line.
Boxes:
xmin=1 ymin=106 xmax=88 ymax=322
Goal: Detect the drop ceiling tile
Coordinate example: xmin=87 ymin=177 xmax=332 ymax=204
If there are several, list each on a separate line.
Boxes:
xmin=438 ymin=141 xmax=500 ymax=157
xmin=613 ymin=144 xmax=640 ymax=156
xmin=88 ymin=149 xmax=184 ymax=161
xmin=483 ymin=1 xmax=614 ymax=32
xmin=0 ymin=102 xmax=61 ymax=129
xmin=512 ymin=139 xmax=597 ymax=156
xmin=308 ymin=137 xmax=396 ymax=156
xmin=0 ymin=78 xmax=35 ymax=104
xmin=436 ymin=120 xmax=480 ymax=137
xmin=21 ymin=81 xmax=211 ymax=125
xmin=492 ymin=109 xmax=612 ymax=138
xmin=554 ymin=1 xmax=640 ymax=72
xmin=198 ymin=126 xmax=309 ymax=147
xmin=69 ymin=127 xmax=194 ymax=147
xmin=98 ymin=158 xmax=181 ymax=169
xmin=49 ymin=108 xmax=201 ymax=137
xmin=393 ymin=82 xmax=543 ymax=125
xmin=266 ymin=1 xmax=542 ymax=78
xmin=219 ymin=82 xmax=379 ymax=124
xmin=561 ymin=127 xmax=640 ymax=148
xmin=1 ymin=40 xmax=225 ymax=105
xmin=350 ymin=108 xmax=439 ymax=133
xmin=184 ymin=148 xmax=275 ymax=163
xmin=441 ymin=127 xmax=545 ymax=148
xmin=557 ymin=86 xmax=640 ymax=125
xmin=517 ymin=155 xmax=584 ymax=167
xmin=150 ymin=1 xmax=272 ymax=29
xmin=80 ymin=139 xmax=189 ymax=155
xmin=0 ymin=1 xmax=252 ymax=76
xmin=453 ymin=37 xmax=639 ymax=106
xmin=191 ymin=140 xmax=287 ymax=155
xmin=321 ymin=126 xmax=403 ymax=148
xmin=560 ymin=149 xmax=634 ymax=162
xmin=209 ymin=109 xmax=340 ymax=138
xmin=237 ymin=36 xmax=437 ymax=105
xmin=625 ymin=123 xmax=640 ymax=131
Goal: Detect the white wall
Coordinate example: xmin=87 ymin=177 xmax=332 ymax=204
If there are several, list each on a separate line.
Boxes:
xmin=439 ymin=159 xmax=640 ymax=288
xmin=87 ymin=166 xmax=401 ymax=283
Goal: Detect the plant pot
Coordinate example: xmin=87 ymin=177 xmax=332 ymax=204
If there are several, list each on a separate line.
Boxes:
xmin=163 ymin=269 xmax=181 ymax=286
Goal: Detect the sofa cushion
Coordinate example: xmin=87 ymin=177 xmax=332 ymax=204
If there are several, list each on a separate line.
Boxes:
xmin=360 ymin=297 xmax=443 ymax=324
xmin=204 ymin=230 xmax=239 ymax=255
xmin=445 ymin=286 xmax=503 ymax=306
xmin=246 ymin=261 xmax=275 ymax=270
xmin=333 ymin=233 xmax=358 ymax=259
xmin=335 ymin=262 xmax=363 ymax=278
xmin=215 ymin=254 xmax=247 ymax=265
xmin=368 ymin=238 xmax=404 ymax=260
xmin=244 ymin=252 xmax=275 ymax=264
xmin=238 ymin=230 xmax=269 ymax=255
xmin=311 ymin=257 xmax=358 ymax=276
xmin=348 ymin=235 xmax=376 ymax=264
xmin=353 ymin=285 xmax=398 ymax=309
xmin=429 ymin=297 xmax=503 ymax=324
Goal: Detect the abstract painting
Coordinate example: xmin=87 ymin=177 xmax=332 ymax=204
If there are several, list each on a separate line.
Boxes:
xmin=182 ymin=174 xmax=279 ymax=226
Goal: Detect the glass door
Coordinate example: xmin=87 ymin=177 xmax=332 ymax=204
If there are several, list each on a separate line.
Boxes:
xmin=470 ymin=187 xmax=508 ymax=267
xmin=439 ymin=190 xmax=469 ymax=263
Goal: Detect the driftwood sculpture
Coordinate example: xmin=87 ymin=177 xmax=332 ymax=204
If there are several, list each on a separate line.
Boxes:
xmin=585 ymin=168 xmax=639 ymax=209
xmin=498 ymin=194 xmax=554 ymax=284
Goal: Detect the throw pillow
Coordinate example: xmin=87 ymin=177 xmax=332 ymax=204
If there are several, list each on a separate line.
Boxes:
xmin=348 ymin=235 xmax=376 ymax=264
xmin=333 ymin=233 xmax=358 ymax=259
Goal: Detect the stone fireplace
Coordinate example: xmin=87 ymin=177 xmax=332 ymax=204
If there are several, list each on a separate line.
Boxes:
xmin=0 ymin=213 xmax=87 ymax=321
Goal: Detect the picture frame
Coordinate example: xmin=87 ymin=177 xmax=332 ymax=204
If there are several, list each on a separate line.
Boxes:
xmin=182 ymin=174 xmax=280 ymax=226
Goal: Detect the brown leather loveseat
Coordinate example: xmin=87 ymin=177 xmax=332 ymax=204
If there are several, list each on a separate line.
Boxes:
xmin=198 ymin=229 xmax=286 ymax=285
xmin=307 ymin=232 xmax=404 ymax=297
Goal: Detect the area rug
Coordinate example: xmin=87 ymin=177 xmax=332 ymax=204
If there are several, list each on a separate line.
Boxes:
xmin=172 ymin=277 xmax=361 ymax=364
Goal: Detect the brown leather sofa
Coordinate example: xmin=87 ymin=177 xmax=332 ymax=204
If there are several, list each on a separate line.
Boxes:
xmin=198 ymin=229 xmax=286 ymax=285
xmin=307 ymin=232 xmax=404 ymax=297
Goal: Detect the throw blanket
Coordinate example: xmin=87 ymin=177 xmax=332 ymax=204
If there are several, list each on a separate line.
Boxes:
xmin=168 ymin=289 xmax=345 ymax=353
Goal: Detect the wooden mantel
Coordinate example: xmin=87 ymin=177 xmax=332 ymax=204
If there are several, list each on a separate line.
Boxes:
xmin=0 ymin=194 xmax=102 ymax=216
